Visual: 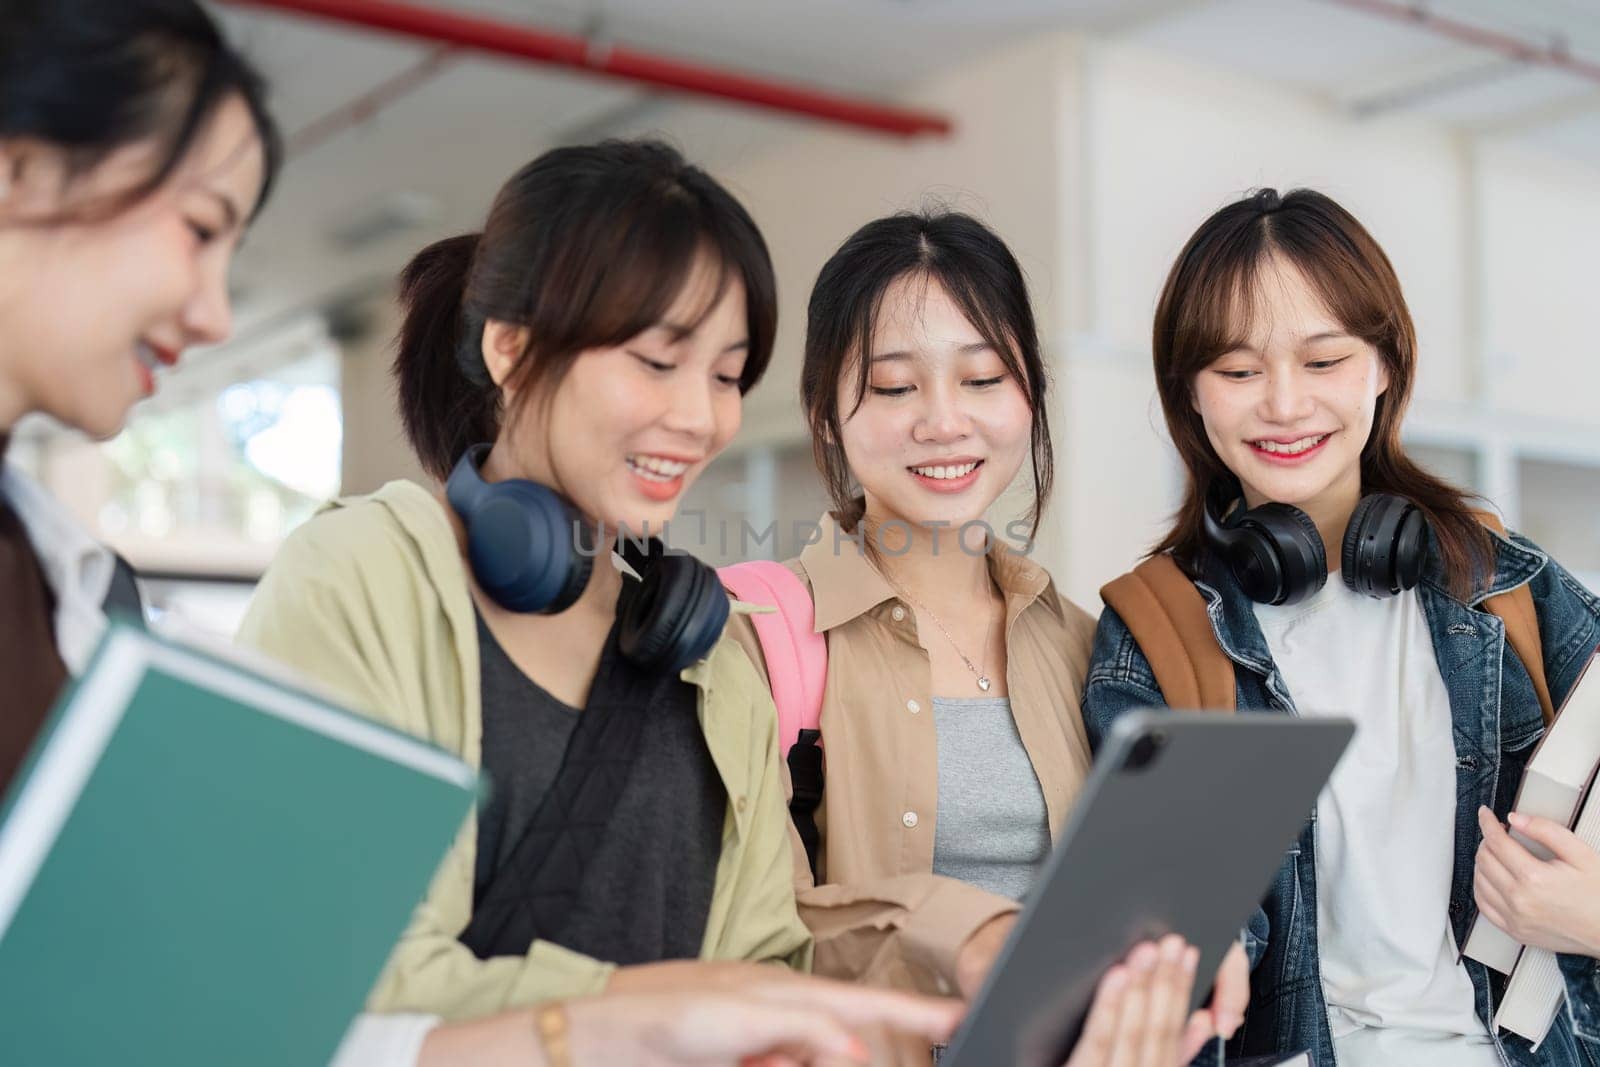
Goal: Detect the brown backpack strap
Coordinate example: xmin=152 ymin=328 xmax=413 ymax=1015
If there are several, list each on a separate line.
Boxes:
xmin=1473 ymin=511 xmax=1555 ymax=727
xmin=1101 ymin=555 xmax=1236 ymax=712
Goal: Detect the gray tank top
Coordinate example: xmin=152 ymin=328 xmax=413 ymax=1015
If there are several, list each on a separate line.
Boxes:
xmin=930 ymin=696 xmax=1051 ymax=901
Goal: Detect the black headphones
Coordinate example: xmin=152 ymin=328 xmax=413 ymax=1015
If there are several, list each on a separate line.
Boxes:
xmin=1201 ymin=481 xmax=1428 ymax=606
xmin=445 ymin=444 xmax=729 ymax=673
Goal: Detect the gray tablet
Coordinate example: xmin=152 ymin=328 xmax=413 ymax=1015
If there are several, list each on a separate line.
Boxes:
xmin=944 ymin=709 xmax=1353 ymax=1067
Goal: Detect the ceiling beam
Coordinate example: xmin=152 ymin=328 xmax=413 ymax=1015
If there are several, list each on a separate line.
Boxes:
xmin=219 ymin=0 xmax=952 ymax=138
xmin=1340 ymin=56 xmax=1526 ymax=117
xmin=1322 ymin=0 xmax=1600 ymax=88
xmin=286 ymin=46 xmax=454 ymax=158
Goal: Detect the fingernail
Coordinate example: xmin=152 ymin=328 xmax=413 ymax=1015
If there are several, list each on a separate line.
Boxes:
xmin=1131 ymin=945 xmax=1157 ymax=972
xmin=1103 ymin=965 xmax=1128 ymax=990
xmin=1509 ymin=812 xmax=1527 ymax=829
xmin=1161 ymin=937 xmax=1185 ymax=962
xmin=1183 ymin=946 xmax=1199 ymax=972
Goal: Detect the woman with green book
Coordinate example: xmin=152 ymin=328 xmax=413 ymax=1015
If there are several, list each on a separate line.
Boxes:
xmin=0 ymin=0 xmax=280 ymax=800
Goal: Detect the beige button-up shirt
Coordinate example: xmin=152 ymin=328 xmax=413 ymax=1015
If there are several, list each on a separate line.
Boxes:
xmin=729 ymin=513 xmax=1097 ymax=995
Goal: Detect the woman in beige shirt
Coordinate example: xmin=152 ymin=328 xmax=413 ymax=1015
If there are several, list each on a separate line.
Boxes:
xmin=732 ymin=210 xmax=1248 ymax=1064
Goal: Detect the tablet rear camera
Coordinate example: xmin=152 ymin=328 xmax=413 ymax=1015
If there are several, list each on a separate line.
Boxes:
xmin=1123 ymin=730 xmax=1167 ymax=772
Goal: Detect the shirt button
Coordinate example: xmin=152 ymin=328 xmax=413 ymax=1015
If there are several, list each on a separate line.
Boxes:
xmin=902 ymin=811 xmax=919 ymax=828
xmin=891 ymin=605 xmax=906 ymax=622
xmin=736 ymin=796 xmax=748 ymax=813
xmin=906 ymin=699 xmax=921 ymax=714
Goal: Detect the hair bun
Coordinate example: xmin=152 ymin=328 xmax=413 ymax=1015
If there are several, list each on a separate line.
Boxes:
xmin=1254 ymin=188 xmax=1282 ymax=213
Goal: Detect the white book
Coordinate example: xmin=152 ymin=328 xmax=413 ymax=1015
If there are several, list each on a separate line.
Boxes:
xmin=1493 ymin=779 xmax=1600 ymax=1046
xmin=1464 ymin=649 xmax=1600 ymax=973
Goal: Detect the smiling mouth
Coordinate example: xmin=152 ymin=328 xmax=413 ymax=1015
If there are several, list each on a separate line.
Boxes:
xmin=1249 ymin=434 xmax=1330 ymax=457
xmin=626 ymin=454 xmax=693 ymax=483
xmin=137 ymin=341 xmax=179 ymax=369
xmin=907 ymin=459 xmax=983 ymax=480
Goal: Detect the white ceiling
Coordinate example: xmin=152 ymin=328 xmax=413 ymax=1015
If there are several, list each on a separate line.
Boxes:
xmin=204 ymin=0 xmax=1600 ymax=372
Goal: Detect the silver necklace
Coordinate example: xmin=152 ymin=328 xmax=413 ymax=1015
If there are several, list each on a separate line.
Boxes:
xmin=899 ymin=588 xmax=998 ymax=692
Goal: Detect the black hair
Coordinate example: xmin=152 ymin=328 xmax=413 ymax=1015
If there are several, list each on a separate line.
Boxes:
xmin=394 ymin=139 xmax=777 ymax=480
xmin=0 ymin=0 xmax=283 ymax=219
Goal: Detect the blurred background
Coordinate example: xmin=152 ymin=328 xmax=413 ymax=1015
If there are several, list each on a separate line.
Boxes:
xmin=11 ymin=0 xmax=1600 ymax=634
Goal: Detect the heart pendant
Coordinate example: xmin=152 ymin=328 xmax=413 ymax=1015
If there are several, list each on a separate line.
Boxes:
xmin=977 ymin=676 xmax=992 ymax=692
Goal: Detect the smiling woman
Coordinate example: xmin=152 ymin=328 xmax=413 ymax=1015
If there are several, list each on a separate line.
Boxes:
xmin=236 ymin=138 xmax=820 ymax=1028
xmin=0 ymin=1 xmax=281 ymax=440
xmin=0 ymin=0 xmax=283 ymax=786
xmin=1148 ymin=187 xmax=1492 ymax=596
xmin=1084 ymin=187 xmax=1600 ymax=1066
xmin=723 ymin=210 xmax=1250 ymax=1065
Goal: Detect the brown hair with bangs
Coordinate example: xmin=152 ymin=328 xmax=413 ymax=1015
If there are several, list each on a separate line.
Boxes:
xmin=394 ymin=139 xmax=776 ymax=480
xmin=802 ymin=210 xmax=1054 ymax=542
xmin=1149 ymin=188 xmax=1492 ymax=597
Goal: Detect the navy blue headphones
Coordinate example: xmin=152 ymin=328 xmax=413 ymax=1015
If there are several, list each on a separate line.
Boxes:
xmin=446 ymin=444 xmax=729 ymax=673
xmin=1202 ymin=481 xmax=1428 ymax=606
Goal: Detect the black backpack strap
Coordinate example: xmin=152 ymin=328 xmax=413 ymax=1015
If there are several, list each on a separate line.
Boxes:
xmin=787 ymin=729 xmax=824 ymax=879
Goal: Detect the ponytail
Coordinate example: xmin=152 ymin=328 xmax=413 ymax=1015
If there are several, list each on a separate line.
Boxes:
xmin=393 ymin=233 xmax=497 ymax=480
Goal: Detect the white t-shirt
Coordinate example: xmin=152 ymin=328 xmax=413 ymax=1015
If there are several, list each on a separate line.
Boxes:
xmin=1254 ymin=575 xmax=1499 ymax=1066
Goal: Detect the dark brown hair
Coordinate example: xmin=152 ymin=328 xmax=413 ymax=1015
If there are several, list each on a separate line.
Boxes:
xmin=394 ymin=139 xmax=776 ymax=480
xmin=801 ymin=210 xmax=1053 ymax=540
xmin=0 ymin=0 xmax=283 ymax=221
xmin=1150 ymin=187 xmax=1491 ymax=596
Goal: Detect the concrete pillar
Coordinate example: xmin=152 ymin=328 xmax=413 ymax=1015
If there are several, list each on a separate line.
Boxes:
xmin=335 ymin=294 xmax=430 ymax=496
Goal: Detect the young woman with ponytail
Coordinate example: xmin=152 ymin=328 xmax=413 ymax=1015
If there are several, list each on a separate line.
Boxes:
xmin=235 ymin=137 xmax=806 ymax=998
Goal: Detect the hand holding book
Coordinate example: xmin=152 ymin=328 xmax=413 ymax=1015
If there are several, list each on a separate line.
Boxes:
xmin=1474 ymin=806 xmax=1600 ymax=957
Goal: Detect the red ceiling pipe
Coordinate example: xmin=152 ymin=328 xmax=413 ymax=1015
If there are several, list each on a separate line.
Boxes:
xmin=221 ymin=0 xmax=953 ymax=137
xmin=1325 ymin=0 xmax=1600 ymax=87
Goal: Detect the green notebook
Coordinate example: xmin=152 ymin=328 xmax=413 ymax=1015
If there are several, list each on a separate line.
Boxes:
xmin=0 ymin=623 xmax=477 ymax=1066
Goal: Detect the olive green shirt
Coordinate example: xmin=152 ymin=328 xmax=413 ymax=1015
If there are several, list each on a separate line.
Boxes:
xmin=237 ymin=481 xmax=812 ymax=1021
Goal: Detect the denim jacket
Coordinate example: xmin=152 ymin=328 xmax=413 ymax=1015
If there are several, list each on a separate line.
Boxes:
xmin=1082 ymin=527 xmax=1600 ymax=1066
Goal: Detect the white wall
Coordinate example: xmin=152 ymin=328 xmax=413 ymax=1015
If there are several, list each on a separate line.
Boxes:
xmin=1478 ymin=142 xmax=1600 ymax=424
xmin=1048 ymin=39 xmax=1600 ymax=607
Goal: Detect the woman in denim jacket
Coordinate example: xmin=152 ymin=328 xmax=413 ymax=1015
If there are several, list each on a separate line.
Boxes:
xmin=1082 ymin=188 xmax=1600 ymax=1067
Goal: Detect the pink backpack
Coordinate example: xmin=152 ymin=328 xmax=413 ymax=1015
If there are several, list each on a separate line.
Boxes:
xmin=718 ymin=560 xmax=828 ymax=873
